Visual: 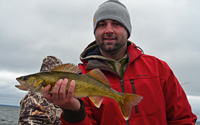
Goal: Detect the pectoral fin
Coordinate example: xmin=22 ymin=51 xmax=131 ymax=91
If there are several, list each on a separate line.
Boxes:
xmin=89 ymin=96 xmax=104 ymax=108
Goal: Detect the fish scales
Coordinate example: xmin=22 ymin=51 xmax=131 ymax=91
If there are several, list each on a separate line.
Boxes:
xmin=22 ymin=71 xmax=121 ymax=100
xmin=15 ymin=63 xmax=143 ymax=120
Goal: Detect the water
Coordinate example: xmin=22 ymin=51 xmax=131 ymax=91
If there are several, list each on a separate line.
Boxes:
xmin=0 ymin=105 xmax=20 ymax=125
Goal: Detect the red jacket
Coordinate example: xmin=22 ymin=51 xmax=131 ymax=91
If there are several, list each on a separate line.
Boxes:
xmin=61 ymin=42 xmax=197 ymax=125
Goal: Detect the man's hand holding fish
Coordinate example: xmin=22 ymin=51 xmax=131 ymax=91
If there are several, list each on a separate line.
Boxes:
xmin=43 ymin=79 xmax=81 ymax=111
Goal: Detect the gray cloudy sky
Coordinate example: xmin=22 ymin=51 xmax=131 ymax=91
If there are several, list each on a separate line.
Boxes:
xmin=0 ymin=0 xmax=200 ymax=121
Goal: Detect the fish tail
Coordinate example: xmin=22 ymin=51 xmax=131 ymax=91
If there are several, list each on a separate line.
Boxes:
xmin=118 ymin=93 xmax=143 ymax=120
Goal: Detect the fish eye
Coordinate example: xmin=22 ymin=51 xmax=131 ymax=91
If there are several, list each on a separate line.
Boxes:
xmin=23 ymin=76 xmax=28 ymax=80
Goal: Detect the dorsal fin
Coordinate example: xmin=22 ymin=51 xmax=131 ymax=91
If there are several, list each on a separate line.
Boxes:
xmin=51 ymin=63 xmax=81 ymax=74
xmin=87 ymin=69 xmax=111 ymax=88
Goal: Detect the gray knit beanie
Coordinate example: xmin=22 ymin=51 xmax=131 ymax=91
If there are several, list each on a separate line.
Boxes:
xmin=93 ymin=0 xmax=132 ymax=38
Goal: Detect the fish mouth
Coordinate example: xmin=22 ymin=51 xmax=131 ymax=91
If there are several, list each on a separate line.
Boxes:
xmin=16 ymin=78 xmax=25 ymax=85
xmin=15 ymin=78 xmax=33 ymax=91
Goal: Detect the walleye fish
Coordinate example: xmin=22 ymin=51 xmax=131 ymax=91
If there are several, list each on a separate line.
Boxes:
xmin=16 ymin=63 xmax=143 ymax=120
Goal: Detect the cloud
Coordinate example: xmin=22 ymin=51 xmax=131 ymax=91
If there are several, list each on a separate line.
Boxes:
xmin=0 ymin=70 xmax=29 ymax=105
xmin=0 ymin=1 xmax=199 ymax=122
xmin=126 ymin=0 xmax=200 ymax=96
xmin=188 ymin=95 xmax=200 ymax=121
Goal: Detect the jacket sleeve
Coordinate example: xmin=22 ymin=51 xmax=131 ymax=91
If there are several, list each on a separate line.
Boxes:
xmin=161 ymin=61 xmax=197 ymax=125
xmin=60 ymin=98 xmax=98 ymax=125
xmin=18 ymin=91 xmax=62 ymax=125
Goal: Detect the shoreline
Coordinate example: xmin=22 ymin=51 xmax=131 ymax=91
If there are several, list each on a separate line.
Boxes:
xmin=0 ymin=104 xmax=20 ymax=107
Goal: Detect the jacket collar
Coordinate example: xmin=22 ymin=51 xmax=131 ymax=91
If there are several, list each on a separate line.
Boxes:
xmin=79 ymin=40 xmax=143 ymax=69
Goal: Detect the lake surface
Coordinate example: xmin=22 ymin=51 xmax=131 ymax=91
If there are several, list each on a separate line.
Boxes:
xmin=0 ymin=105 xmax=20 ymax=125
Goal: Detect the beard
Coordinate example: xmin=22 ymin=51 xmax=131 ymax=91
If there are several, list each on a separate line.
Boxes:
xmin=97 ymin=40 xmax=126 ymax=53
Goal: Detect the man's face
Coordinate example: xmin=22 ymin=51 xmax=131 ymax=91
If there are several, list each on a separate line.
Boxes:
xmin=94 ymin=19 xmax=128 ymax=53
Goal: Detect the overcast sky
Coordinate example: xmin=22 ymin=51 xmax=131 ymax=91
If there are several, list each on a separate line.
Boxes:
xmin=0 ymin=0 xmax=199 ymax=121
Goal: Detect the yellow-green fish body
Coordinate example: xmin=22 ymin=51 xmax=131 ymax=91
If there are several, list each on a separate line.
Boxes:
xmin=16 ymin=64 xmax=143 ymax=120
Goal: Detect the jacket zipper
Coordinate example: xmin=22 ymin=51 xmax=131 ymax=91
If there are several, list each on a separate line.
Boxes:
xmin=120 ymin=80 xmax=129 ymax=125
xmin=130 ymin=79 xmax=139 ymax=114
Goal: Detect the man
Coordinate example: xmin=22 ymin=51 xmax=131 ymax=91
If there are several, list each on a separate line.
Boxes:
xmin=43 ymin=0 xmax=197 ymax=125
